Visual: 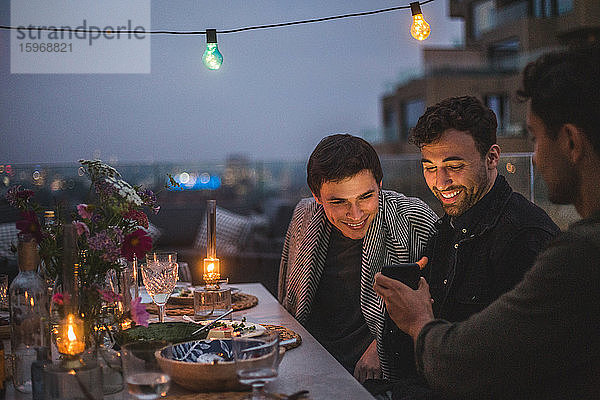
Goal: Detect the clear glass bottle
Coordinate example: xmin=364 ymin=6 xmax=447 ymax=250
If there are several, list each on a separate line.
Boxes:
xmin=9 ymin=233 xmax=50 ymax=393
xmin=38 ymin=211 xmax=56 ymax=296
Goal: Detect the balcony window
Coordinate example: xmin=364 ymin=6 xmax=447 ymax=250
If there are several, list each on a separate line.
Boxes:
xmin=383 ymin=107 xmax=398 ymax=142
xmin=485 ymin=94 xmax=511 ymax=135
xmin=557 ymin=0 xmax=574 ymax=15
xmin=402 ymin=99 xmax=425 ymax=141
xmin=533 ymin=0 xmax=553 ymax=17
xmin=489 ymin=38 xmax=520 ymax=70
xmin=533 ymin=0 xmax=573 ymax=18
xmin=471 ymin=0 xmax=527 ymax=39
xmin=472 ymin=0 xmax=496 ymax=39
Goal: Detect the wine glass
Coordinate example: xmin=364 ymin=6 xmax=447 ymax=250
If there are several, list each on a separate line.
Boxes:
xmin=121 ymin=340 xmax=172 ymax=399
xmin=233 ymin=332 xmax=280 ymax=400
xmin=141 ymin=252 xmax=178 ymax=323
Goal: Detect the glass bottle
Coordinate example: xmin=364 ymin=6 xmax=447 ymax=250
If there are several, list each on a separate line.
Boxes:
xmin=39 ymin=210 xmax=56 ymax=295
xmin=9 ymin=233 xmax=50 ymax=393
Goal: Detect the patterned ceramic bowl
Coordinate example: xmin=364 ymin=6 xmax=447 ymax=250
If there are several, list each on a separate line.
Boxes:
xmin=156 ymin=339 xmax=284 ymax=392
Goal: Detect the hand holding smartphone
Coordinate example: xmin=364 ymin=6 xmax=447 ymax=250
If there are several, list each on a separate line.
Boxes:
xmin=380 ymin=263 xmax=421 ymax=290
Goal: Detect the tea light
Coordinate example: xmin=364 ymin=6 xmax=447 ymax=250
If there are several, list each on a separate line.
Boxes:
xmin=56 ymin=314 xmax=85 ymax=357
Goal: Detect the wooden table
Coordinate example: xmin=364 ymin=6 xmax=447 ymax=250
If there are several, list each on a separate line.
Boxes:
xmin=5 ymin=283 xmax=374 ymax=399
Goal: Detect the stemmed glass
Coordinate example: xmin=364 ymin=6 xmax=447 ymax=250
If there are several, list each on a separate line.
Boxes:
xmin=233 ymin=332 xmax=280 ymax=400
xmin=141 ymin=252 xmax=179 ymax=323
xmin=121 ymin=340 xmax=172 ymax=399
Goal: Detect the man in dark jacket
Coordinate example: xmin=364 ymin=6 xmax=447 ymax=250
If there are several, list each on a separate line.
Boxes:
xmin=380 ymin=96 xmax=559 ymax=385
xmin=375 ymin=44 xmax=600 ymax=399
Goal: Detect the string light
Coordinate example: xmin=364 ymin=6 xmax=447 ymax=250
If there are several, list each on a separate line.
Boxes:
xmin=410 ymin=2 xmax=431 ymax=41
xmin=0 ymin=1 xmax=435 ymax=70
xmin=202 ymin=29 xmax=223 ymax=70
xmin=0 ymin=1 xmax=435 ymax=38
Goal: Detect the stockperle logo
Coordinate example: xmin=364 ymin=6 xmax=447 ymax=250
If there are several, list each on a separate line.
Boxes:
xmin=11 ymin=0 xmax=150 ymax=74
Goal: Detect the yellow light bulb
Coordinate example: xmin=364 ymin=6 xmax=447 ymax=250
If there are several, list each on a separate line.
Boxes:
xmin=410 ymin=2 xmax=431 ymax=41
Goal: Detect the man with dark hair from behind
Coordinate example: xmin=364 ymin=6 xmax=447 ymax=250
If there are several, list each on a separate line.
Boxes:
xmin=278 ymin=134 xmax=437 ymax=382
xmin=376 ymin=96 xmax=558 ymax=396
xmin=375 ymin=45 xmax=600 ymax=399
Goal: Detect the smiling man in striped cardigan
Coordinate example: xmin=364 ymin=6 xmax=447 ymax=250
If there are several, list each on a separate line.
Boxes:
xmin=278 ymin=134 xmax=437 ymax=382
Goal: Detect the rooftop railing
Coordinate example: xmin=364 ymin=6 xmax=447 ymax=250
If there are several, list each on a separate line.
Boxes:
xmin=0 ymin=153 xmax=578 ymax=231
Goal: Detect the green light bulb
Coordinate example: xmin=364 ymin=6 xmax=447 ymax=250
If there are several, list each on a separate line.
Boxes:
xmin=203 ymin=43 xmax=223 ymax=70
xmin=203 ymin=29 xmax=223 ymax=70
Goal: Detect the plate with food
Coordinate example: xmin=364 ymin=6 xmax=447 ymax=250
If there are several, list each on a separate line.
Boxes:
xmin=199 ymin=318 xmax=266 ymax=339
xmin=169 ymin=286 xmax=194 ymax=305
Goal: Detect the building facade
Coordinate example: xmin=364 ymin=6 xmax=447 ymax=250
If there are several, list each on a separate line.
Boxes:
xmin=378 ymin=0 xmax=600 ymax=154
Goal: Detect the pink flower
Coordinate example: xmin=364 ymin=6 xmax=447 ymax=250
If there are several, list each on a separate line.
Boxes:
xmin=73 ymin=221 xmax=90 ymax=236
xmin=51 ymin=292 xmax=70 ymax=305
xmin=130 ymin=297 xmax=149 ymax=327
xmin=123 ymin=209 xmax=149 ymax=229
xmin=97 ymin=289 xmax=123 ymax=304
xmin=121 ymin=229 xmax=152 ymax=262
xmin=5 ymin=185 xmax=35 ymax=207
xmin=51 ymin=293 xmax=64 ymax=305
xmin=16 ymin=211 xmax=42 ymax=242
xmin=88 ymin=230 xmax=121 ymax=262
xmin=77 ymin=204 xmax=93 ymax=219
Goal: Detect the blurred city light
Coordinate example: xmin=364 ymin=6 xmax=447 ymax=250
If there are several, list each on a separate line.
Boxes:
xmin=170 ymin=172 xmax=221 ymax=191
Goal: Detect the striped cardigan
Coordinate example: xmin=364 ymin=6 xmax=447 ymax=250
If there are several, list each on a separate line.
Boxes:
xmin=278 ymin=190 xmax=437 ymax=378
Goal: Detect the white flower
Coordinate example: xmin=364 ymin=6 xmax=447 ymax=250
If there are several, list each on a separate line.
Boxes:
xmin=79 ymin=159 xmax=120 ymax=179
xmin=115 ymin=179 xmax=143 ymax=206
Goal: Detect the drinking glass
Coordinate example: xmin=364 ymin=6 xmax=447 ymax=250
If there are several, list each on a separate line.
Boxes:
xmin=193 ymin=287 xmax=232 ymax=321
xmin=141 ymin=252 xmax=178 ymax=323
xmin=233 ymin=332 xmax=280 ymax=400
xmin=121 ymin=340 xmax=172 ymax=400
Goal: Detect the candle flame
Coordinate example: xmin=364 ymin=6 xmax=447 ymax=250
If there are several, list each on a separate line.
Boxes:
xmin=58 ymin=314 xmax=85 ymax=356
xmin=67 ymin=324 xmax=77 ymax=341
xmin=207 ymin=262 xmax=214 ymax=272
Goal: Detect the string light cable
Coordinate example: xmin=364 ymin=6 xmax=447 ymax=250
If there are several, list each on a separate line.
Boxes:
xmin=0 ymin=0 xmax=435 ymax=37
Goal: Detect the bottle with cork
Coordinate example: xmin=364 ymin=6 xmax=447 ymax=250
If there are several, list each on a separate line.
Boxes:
xmin=8 ymin=233 xmax=50 ymax=393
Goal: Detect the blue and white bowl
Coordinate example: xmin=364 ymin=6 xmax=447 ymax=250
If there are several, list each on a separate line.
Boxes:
xmin=156 ymin=339 xmax=240 ymax=392
xmin=169 ymin=339 xmax=234 ymax=363
xmin=156 ymin=338 xmax=285 ymax=392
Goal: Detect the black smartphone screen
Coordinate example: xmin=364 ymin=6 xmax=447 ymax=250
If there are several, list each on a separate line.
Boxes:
xmin=380 ymin=263 xmax=421 ymax=290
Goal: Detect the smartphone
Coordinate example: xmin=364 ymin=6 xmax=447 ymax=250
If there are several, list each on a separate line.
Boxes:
xmin=380 ymin=263 xmax=421 ymax=290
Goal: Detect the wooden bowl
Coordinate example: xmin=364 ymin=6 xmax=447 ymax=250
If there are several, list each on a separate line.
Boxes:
xmin=155 ymin=339 xmax=285 ymax=392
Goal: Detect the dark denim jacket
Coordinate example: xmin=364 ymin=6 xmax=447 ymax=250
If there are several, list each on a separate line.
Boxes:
xmin=383 ymin=175 xmax=560 ymax=381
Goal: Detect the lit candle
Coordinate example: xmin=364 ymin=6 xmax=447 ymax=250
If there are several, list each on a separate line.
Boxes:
xmin=203 ymin=200 xmax=221 ymax=286
xmin=56 ymin=314 xmax=85 ymax=356
xmin=132 ymin=255 xmax=138 ymax=289
xmin=203 ymin=257 xmax=221 ymax=283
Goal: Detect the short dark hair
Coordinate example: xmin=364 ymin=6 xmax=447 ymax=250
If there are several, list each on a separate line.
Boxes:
xmin=517 ymin=44 xmax=600 ymax=155
xmin=307 ymin=134 xmax=383 ymax=197
xmin=409 ymin=96 xmax=497 ymax=158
